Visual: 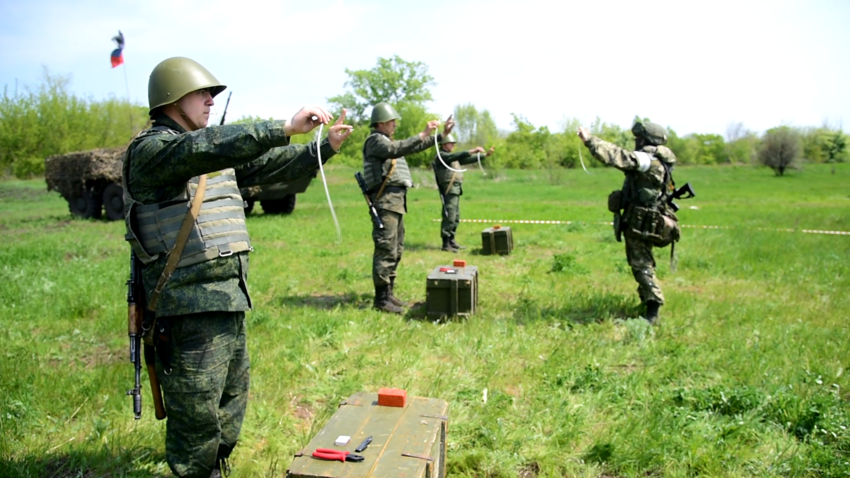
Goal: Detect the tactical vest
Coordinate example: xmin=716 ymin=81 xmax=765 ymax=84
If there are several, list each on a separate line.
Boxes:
xmin=123 ymin=128 xmax=252 ymax=268
xmin=619 ymin=149 xmax=679 ymax=247
xmin=362 ymin=132 xmax=413 ymax=191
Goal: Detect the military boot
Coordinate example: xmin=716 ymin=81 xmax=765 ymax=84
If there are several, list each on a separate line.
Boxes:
xmin=374 ymin=285 xmax=403 ymax=314
xmin=441 ymin=237 xmax=458 ymax=252
xmin=387 ymin=278 xmax=405 ymax=307
xmin=645 ymin=301 xmax=661 ymax=325
xmin=449 ymin=238 xmax=466 ymax=250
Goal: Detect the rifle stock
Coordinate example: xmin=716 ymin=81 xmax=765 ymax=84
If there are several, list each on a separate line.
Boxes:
xmin=127 ymin=252 xmax=167 ymax=420
xmin=354 ymin=172 xmax=384 ymax=229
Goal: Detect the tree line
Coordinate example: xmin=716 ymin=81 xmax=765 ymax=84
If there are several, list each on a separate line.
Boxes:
xmin=0 ymin=71 xmax=148 ymax=178
xmin=1 ymin=59 xmax=846 ymax=178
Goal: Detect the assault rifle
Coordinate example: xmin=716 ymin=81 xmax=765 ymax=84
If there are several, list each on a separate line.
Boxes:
xmin=126 ymin=252 xmax=166 ymax=420
xmin=219 ymin=91 xmax=232 ymax=126
xmin=667 ymin=182 xmax=696 ymax=212
xmin=354 ymin=172 xmax=384 ymax=229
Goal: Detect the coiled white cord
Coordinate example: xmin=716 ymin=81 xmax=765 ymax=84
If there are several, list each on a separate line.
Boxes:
xmin=315 ymin=122 xmax=341 ymax=243
xmin=477 ymin=151 xmax=486 ymax=175
xmin=435 ymin=128 xmax=466 ymax=172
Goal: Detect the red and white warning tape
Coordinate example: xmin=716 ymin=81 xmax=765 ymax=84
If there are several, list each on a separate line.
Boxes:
xmin=433 ymin=219 xmax=850 ymax=236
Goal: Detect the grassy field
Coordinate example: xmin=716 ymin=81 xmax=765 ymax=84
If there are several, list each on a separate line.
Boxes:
xmin=1 ymin=163 xmax=848 ymax=477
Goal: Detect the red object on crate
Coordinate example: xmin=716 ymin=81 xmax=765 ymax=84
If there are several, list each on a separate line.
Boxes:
xmin=452 ymin=259 xmax=466 ymax=267
xmin=493 ymin=224 xmax=502 ymax=229
xmin=378 ymin=388 xmax=407 ymax=407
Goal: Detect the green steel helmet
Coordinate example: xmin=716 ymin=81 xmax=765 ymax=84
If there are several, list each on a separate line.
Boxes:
xmin=148 ymin=57 xmax=226 ymax=113
xmin=632 ymin=121 xmax=668 ymax=146
xmin=439 ymin=133 xmax=458 ymax=145
xmin=370 ymin=102 xmax=401 ymax=125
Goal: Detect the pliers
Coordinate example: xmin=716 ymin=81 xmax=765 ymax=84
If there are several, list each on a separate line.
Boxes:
xmin=312 ymin=448 xmax=365 ymax=462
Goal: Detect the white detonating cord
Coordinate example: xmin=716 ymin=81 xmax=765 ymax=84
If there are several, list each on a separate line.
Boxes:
xmin=435 ymin=128 xmax=466 ymax=172
xmin=578 ymin=145 xmax=590 ymax=174
xmin=314 ymin=121 xmax=342 ymax=243
xmin=477 ymin=151 xmax=486 ymax=175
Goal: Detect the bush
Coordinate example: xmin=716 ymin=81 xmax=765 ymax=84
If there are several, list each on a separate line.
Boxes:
xmin=758 ymin=126 xmax=801 ymax=175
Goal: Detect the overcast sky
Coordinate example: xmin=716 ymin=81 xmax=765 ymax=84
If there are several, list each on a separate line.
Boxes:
xmin=1 ymin=0 xmax=849 ymax=137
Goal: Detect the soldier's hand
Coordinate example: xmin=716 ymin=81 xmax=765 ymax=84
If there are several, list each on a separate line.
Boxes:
xmin=442 ymin=116 xmax=456 ymax=137
xmin=328 ymin=109 xmax=354 ymax=152
xmin=486 ymin=146 xmax=495 ymax=157
xmin=470 ymin=146 xmax=485 ymax=155
xmin=285 ymin=106 xmax=332 ymax=136
xmin=421 ymin=120 xmax=440 ymax=137
xmin=577 ymin=127 xmax=592 ymax=142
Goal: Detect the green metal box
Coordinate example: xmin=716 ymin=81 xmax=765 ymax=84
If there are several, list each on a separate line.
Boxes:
xmin=426 ymin=265 xmax=478 ymax=318
xmin=481 ymin=226 xmax=513 ymax=255
xmin=286 ymin=392 xmax=449 ymax=478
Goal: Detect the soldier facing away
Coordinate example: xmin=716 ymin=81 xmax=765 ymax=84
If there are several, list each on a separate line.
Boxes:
xmin=432 ymin=134 xmax=495 ymax=252
xmin=123 ymin=57 xmax=352 ymax=478
xmin=577 ymin=121 xmax=681 ymax=324
xmin=361 ymin=102 xmax=455 ymax=314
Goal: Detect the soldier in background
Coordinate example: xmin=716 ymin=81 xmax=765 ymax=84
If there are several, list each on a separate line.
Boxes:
xmin=577 ymin=121 xmax=680 ymax=324
xmin=432 ymin=134 xmax=494 ymax=252
xmin=123 ymin=57 xmax=352 ymax=477
xmin=361 ymin=102 xmax=455 ymax=314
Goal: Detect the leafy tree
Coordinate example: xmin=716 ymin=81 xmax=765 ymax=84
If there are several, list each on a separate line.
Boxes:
xmin=452 ymin=103 xmax=499 ymax=149
xmin=724 ymin=122 xmax=758 ymax=164
xmin=802 ymin=126 xmax=849 ymax=164
xmin=758 ymin=126 xmax=801 ymax=176
xmin=327 ymin=56 xmax=439 ymax=167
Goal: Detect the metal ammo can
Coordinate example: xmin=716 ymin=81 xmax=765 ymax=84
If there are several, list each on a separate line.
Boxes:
xmin=481 ymin=225 xmax=513 ymax=255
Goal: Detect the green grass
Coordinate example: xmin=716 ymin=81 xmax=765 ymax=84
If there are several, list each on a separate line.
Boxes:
xmin=1 ymin=163 xmax=849 ymax=477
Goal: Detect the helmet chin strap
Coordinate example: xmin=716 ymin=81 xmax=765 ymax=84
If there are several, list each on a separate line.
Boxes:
xmin=175 ymin=102 xmax=203 ymax=131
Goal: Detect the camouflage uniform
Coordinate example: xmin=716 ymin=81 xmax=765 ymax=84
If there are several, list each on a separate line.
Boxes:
xmin=432 ymin=151 xmax=480 ymax=243
xmin=362 ymin=130 xmax=437 ymax=288
xmin=125 ymin=113 xmax=336 ymax=478
xmin=583 ymin=136 xmax=678 ymax=307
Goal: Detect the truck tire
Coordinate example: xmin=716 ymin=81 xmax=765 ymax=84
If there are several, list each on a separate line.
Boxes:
xmin=69 ymin=187 xmax=103 ymax=219
xmin=102 ymin=183 xmax=124 ymax=221
xmin=261 ymin=194 xmax=297 ymax=214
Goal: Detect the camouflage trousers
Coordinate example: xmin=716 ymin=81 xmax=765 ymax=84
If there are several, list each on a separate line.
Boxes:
xmin=625 ymin=235 xmax=665 ymax=305
xmin=372 ymin=208 xmax=405 ymax=287
xmin=156 ymin=311 xmax=250 ymax=478
xmin=440 ymin=193 xmax=460 ymax=239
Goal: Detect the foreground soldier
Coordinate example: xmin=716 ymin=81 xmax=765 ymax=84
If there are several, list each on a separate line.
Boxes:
xmin=577 ymin=121 xmax=680 ymax=324
xmin=432 ymin=134 xmax=494 ymax=252
xmin=123 ymin=57 xmax=352 ymax=477
xmin=361 ymin=102 xmax=455 ymax=313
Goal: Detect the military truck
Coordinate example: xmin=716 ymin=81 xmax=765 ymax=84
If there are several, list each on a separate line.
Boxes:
xmin=45 ymin=147 xmax=314 ymax=220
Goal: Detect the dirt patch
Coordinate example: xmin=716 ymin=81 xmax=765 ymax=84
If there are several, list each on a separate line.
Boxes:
xmin=518 ymin=461 xmax=540 ymax=478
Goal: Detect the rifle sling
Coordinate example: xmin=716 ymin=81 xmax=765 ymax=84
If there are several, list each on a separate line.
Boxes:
xmin=147 ymin=174 xmax=208 ymax=312
xmin=375 ymin=159 xmax=397 ymax=200
xmin=444 ymin=171 xmax=458 ymax=195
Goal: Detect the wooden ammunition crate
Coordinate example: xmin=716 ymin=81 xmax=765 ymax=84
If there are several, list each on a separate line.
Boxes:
xmin=426 ymin=265 xmax=478 ymax=318
xmin=481 ymin=226 xmax=513 ymax=255
xmin=287 ymin=391 xmax=449 ymax=478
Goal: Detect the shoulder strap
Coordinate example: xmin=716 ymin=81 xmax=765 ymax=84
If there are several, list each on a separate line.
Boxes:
xmin=146 ymin=174 xmax=208 ymax=312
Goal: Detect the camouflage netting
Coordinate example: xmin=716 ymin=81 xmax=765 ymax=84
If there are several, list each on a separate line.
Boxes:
xmin=44 ymin=147 xmax=126 ymax=198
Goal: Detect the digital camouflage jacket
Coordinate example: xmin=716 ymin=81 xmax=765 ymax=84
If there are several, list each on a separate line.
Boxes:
xmin=124 ymin=113 xmax=337 ymax=317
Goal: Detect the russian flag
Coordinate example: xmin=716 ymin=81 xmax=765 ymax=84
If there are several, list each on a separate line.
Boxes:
xmin=110 ymin=31 xmax=124 ymax=68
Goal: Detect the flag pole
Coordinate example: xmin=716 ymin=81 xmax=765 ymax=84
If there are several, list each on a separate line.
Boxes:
xmin=122 ymin=62 xmax=134 ymax=136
